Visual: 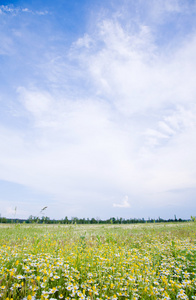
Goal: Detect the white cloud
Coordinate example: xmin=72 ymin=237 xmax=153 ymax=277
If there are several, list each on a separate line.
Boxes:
xmin=17 ymin=87 xmax=54 ymax=120
xmin=113 ymin=196 xmax=130 ymax=208
xmin=74 ymin=34 xmax=94 ymax=49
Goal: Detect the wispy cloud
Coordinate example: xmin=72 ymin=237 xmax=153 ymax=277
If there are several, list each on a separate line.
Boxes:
xmin=0 ymin=5 xmax=48 ymax=16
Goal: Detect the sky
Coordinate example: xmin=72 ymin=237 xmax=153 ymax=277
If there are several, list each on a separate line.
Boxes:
xmin=0 ymin=0 xmax=196 ymax=220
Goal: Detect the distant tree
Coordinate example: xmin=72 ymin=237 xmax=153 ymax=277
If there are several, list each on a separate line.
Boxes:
xmin=90 ymin=218 xmax=97 ymax=224
xmin=63 ymin=216 xmax=69 ymax=224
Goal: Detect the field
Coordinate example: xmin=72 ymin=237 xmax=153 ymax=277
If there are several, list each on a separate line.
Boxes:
xmin=0 ymin=222 xmax=195 ymax=300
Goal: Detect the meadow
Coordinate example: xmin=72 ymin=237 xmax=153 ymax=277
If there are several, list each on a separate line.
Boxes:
xmin=0 ymin=222 xmax=195 ymax=300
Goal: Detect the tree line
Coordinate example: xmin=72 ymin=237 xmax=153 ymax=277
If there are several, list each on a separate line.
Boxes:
xmin=0 ymin=215 xmax=192 ymax=224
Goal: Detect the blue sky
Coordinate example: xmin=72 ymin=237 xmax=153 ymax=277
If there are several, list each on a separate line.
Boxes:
xmin=0 ymin=0 xmax=196 ymax=220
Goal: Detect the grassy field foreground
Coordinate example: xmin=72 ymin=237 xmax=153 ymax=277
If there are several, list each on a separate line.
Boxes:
xmin=0 ymin=223 xmax=195 ymax=300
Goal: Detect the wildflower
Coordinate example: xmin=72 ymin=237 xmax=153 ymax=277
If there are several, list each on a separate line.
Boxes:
xmin=22 ymin=297 xmax=36 ymax=300
xmin=67 ymin=285 xmax=72 ymax=291
xmin=49 ymin=287 xmax=58 ymax=294
xmin=16 ymin=274 xmax=25 ymax=280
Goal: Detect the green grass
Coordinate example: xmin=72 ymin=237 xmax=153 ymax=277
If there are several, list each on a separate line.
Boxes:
xmin=0 ymin=222 xmax=195 ymax=300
